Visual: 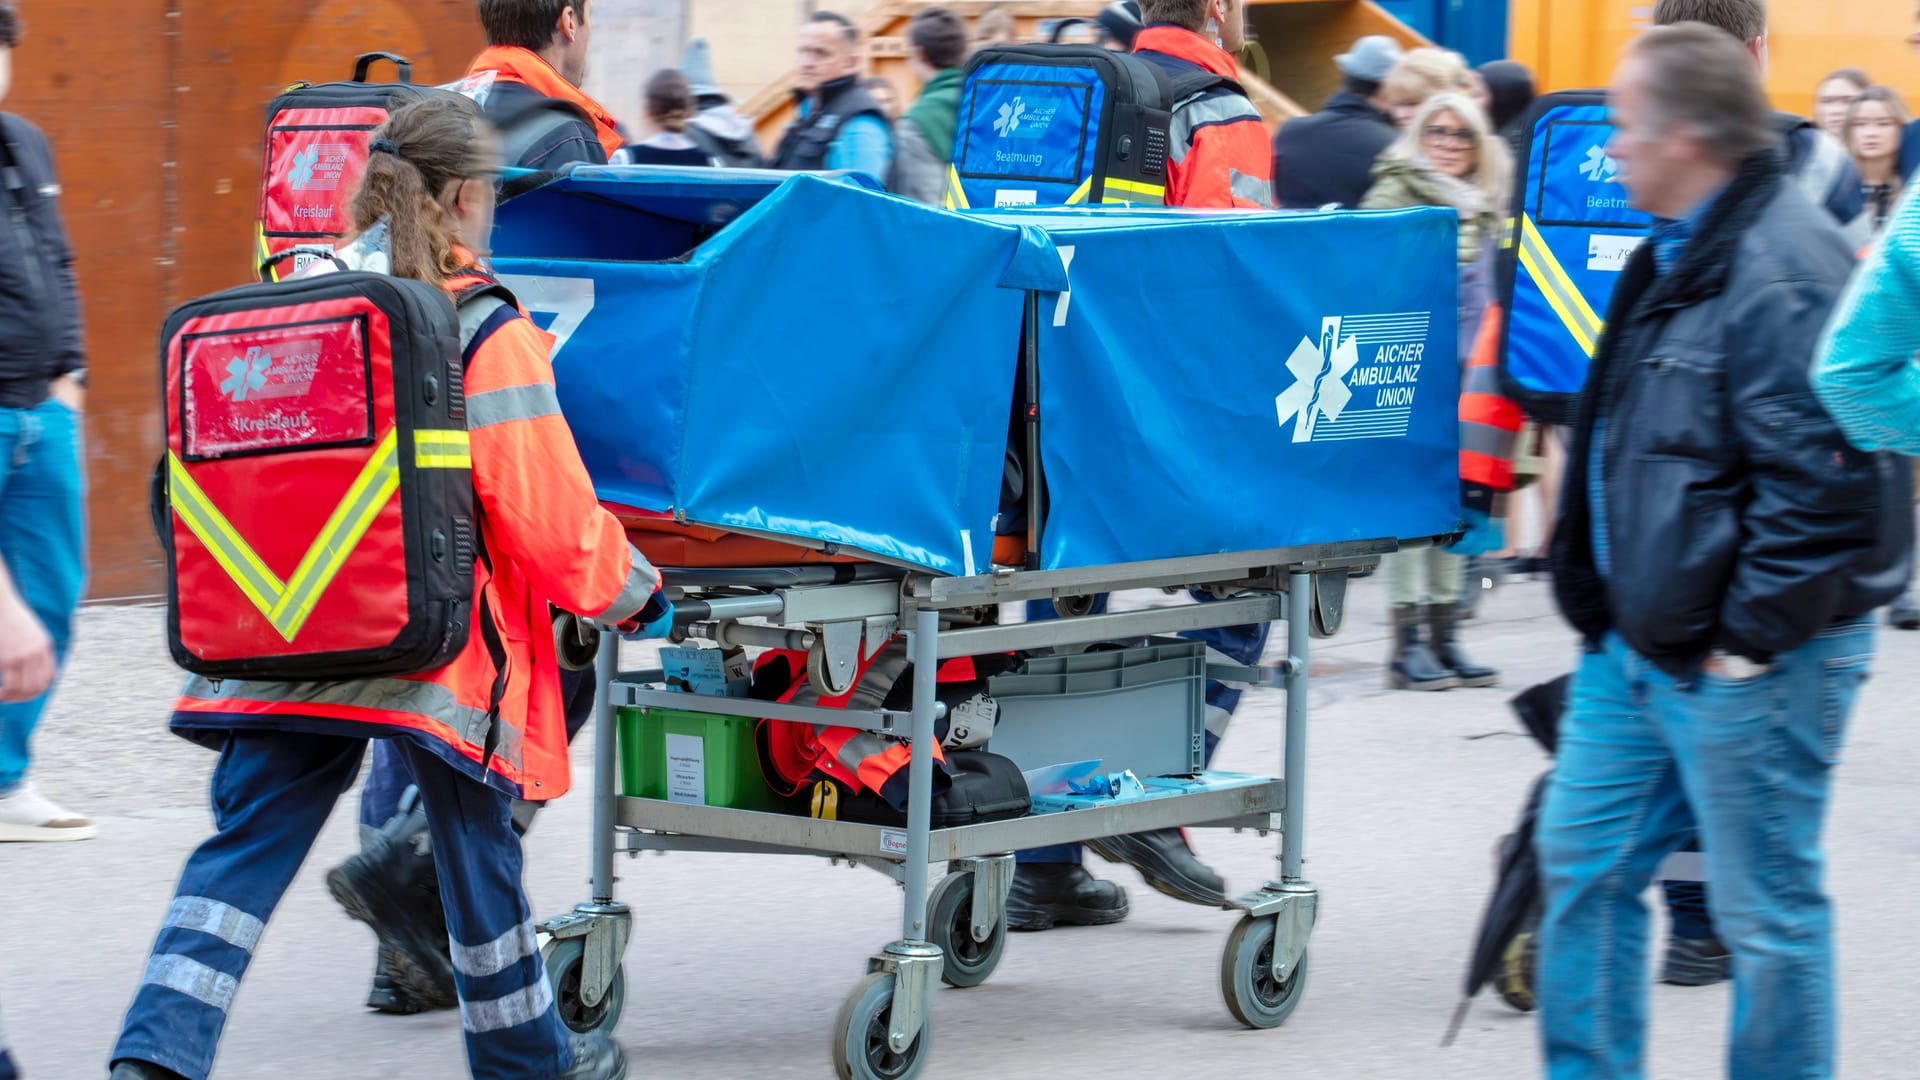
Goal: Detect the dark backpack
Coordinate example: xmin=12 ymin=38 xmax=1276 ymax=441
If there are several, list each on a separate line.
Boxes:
xmin=948 ymin=44 xmax=1235 ymax=209
xmin=255 ymin=53 xmax=451 ymax=281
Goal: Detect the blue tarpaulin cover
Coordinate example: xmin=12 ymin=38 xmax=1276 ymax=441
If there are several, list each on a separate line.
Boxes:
xmin=965 ymin=204 xmax=1465 ymax=569
xmin=491 ymin=167 xmax=1036 ymax=575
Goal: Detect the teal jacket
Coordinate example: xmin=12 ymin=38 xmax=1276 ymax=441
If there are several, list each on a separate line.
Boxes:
xmin=1814 ymin=181 xmax=1920 ymax=453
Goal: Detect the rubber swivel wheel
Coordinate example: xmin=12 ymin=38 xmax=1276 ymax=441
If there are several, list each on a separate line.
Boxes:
xmin=833 ymin=972 xmax=931 ymax=1080
xmin=1220 ymin=915 xmax=1309 ymax=1030
xmin=927 ymin=871 xmax=1006 ymax=988
xmin=1052 ymin=594 xmax=1098 ymax=618
xmin=543 ymin=937 xmax=626 ymax=1037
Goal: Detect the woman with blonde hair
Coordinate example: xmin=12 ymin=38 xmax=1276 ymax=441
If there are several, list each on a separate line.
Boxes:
xmin=1361 ymin=91 xmax=1509 ymax=691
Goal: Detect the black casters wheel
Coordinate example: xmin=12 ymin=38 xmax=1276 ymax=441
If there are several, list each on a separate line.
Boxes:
xmin=1220 ymin=914 xmax=1309 ymax=1029
xmin=1052 ymin=594 xmax=1098 ymax=618
xmin=543 ymin=936 xmax=626 ymax=1037
xmin=832 ymin=972 xmax=930 ymax=1080
xmin=927 ymin=871 xmax=1006 ymax=988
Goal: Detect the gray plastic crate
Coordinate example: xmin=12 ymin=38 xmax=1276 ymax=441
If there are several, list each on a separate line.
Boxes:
xmin=985 ymin=639 xmax=1206 ymax=779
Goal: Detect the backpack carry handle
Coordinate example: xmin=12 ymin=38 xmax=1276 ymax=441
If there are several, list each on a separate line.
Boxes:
xmin=353 ymin=52 xmax=413 ymax=84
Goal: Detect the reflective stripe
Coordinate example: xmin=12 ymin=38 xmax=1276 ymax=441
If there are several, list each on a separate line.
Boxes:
xmin=414 ymin=429 xmax=472 ymax=470
xmin=458 ymin=295 xmax=511 ymax=353
xmin=181 ymin=674 xmax=524 ymax=773
xmin=1460 ymin=419 xmax=1518 ymax=461
xmin=166 ymin=896 xmax=265 ymax=953
xmin=1065 ymin=176 xmax=1094 ymax=204
xmin=459 ymin=976 xmax=555 ymax=1034
xmin=1098 ymin=177 xmax=1165 ymax=205
xmin=451 ymin=921 xmax=537 ymax=978
xmin=944 ymin=165 xmax=970 ymax=210
xmin=1170 ymin=95 xmax=1260 ymax=151
xmin=266 ymin=430 xmax=402 ymax=641
xmin=168 ymin=454 xmax=288 ymax=616
xmin=144 ymin=953 xmax=239 ymax=1013
xmin=1518 ymin=215 xmax=1604 ymax=357
xmin=1229 ymin=169 xmax=1274 ymax=208
xmin=592 ymin=544 xmax=661 ymax=623
xmin=467 ymin=383 xmax=562 ymax=430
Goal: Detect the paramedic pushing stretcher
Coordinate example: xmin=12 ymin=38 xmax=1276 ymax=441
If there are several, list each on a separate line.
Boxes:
xmin=1010 ymin=0 xmax=1276 ymax=931
xmin=108 ymin=97 xmax=664 ymax=1080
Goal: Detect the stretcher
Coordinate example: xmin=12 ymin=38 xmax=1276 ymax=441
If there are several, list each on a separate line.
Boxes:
xmin=493 ymin=167 xmax=1467 ymax=1077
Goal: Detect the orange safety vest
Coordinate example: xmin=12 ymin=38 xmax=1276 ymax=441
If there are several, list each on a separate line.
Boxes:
xmin=1460 ymin=302 xmax=1525 ymax=494
xmin=172 ymin=266 xmax=658 ymax=801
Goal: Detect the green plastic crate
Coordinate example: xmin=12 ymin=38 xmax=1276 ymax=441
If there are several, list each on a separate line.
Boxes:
xmin=615 ymin=704 xmax=793 ymax=813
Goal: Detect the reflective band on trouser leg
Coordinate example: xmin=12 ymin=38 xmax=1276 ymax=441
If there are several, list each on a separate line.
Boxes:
xmin=395 ymin=740 xmax=570 ymax=1078
xmin=1518 ymin=215 xmax=1605 ymax=357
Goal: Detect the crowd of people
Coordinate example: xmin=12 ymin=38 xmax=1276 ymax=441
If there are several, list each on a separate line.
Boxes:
xmin=4 ymin=0 xmax=1920 ymax=1077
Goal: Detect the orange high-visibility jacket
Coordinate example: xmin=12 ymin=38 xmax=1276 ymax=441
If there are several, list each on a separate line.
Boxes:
xmin=1133 ymin=27 xmax=1275 ymax=211
xmin=1460 ymin=302 xmax=1525 ymax=499
xmin=172 ymin=266 xmax=658 ymax=801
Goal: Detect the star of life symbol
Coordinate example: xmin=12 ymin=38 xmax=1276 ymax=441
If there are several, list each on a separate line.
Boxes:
xmin=223 ymin=347 xmax=272 ymax=402
xmin=994 ymin=97 xmax=1027 ymax=137
xmin=1275 ymin=318 xmax=1363 ymax=442
xmin=289 ymin=146 xmax=320 ymax=191
xmin=1579 ymin=144 xmax=1621 ymax=183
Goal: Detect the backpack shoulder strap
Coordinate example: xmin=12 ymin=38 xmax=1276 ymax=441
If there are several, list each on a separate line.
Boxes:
xmin=452 ymin=279 xmax=518 ymax=359
xmin=1166 ymin=70 xmax=1244 ymax=109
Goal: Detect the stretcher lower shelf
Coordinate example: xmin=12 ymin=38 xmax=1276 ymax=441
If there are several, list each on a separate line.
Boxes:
xmin=615 ymin=780 xmax=1285 ymax=863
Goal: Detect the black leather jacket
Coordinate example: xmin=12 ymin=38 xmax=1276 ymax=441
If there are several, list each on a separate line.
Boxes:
xmin=1552 ymin=153 xmax=1912 ymax=675
xmin=0 ymin=114 xmax=83 ymax=408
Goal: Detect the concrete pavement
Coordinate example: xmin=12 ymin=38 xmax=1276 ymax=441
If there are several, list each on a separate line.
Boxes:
xmin=6 ymin=576 xmax=1918 ymax=1078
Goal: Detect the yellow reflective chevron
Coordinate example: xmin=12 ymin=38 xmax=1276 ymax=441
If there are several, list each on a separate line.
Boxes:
xmin=267 ymin=430 xmax=401 ymax=641
xmin=1065 ymin=177 xmax=1094 ymax=205
xmin=413 ymin=429 xmax=471 ymax=470
xmin=256 ymin=224 xmax=279 ymax=282
xmin=168 ymin=454 xmax=287 ymax=617
xmin=168 ymin=430 xmax=405 ymax=643
xmin=943 ymin=165 xmax=970 ymax=210
xmin=1518 ymin=214 xmax=1605 ymax=357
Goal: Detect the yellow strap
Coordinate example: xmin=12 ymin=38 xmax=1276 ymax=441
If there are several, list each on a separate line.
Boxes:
xmin=267 ymin=430 xmax=402 ymax=641
xmin=413 ymin=429 xmax=472 ymax=470
xmin=810 ymin=782 xmax=839 ymax=821
xmin=256 ymin=224 xmax=278 ymax=282
xmin=1518 ymin=215 xmax=1605 ymax=358
xmin=944 ymin=165 xmax=970 ymax=211
xmin=1064 ymin=177 xmax=1094 ymax=205
xmin=167 ymin=454 xmax=288 ymax=618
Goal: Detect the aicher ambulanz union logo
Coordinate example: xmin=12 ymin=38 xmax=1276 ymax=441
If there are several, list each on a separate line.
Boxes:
xmin=1579 ymin=144 xmax=1621 ymax=183
xmin=222 ymin=347 xmax=273 ymax=403
xmin=289 ymin=146 xmax=320 ymax=191
xmin=993 ymin=97 xmax=1027 ymax=137
xmin=1274 ymin=314 xmax=1431 ymax=443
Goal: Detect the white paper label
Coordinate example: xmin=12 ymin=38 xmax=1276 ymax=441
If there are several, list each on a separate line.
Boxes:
xmin=665 ymin=733 xmax=706 ymax=805
xmin=994 ymin=189 xmax=1038 ymax=207
xmin=1588 ymin=234 xmax=1644 ymax=273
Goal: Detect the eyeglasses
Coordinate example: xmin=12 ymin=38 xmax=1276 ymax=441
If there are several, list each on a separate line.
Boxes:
xmin=1421 ymin=126 xmax=1474 ymax=147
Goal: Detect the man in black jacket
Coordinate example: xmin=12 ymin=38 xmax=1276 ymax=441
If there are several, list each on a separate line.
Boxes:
xmin=0 ymin=1 xmax=92 ymax=846
xmin=1270 ymin=34 xmax=1401 ymax=209
xmin=1535 ymin=25 xmax=1909 ymax=1080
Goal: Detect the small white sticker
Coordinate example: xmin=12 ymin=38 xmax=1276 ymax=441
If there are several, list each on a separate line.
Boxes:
xmin=1588 ymin=234 xmax=1643 ymax=273
xmin=994 ymin=190 xmax=1038 ymax=207
xmin=961 ymin=529 xmax=977 ymax=577
xmin=665 ymin=733 xmax=705 ymax=805
xmin=879 ymin=830 xmax=910 ymax=855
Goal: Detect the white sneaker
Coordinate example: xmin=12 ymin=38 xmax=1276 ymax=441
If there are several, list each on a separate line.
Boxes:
xmin=0 ymin=782 xmax=97 ymax=842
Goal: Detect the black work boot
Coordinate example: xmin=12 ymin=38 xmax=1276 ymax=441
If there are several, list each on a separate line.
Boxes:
xmin=326 ymin=799 xmax=457 ymax=1010
xmin=1005 ymin=863 xmax=1130 ymax=931
xmin=1086 ymin=828 xmax=1227 ymax=907
xmin=1388 ymin=605 xmax=1459 ymax=691
xmin=1660 ymin=935 xmax=1732 ymax=987
xmin=108 ymin=1061 xmax=188 ymax=1080
xmin=558 ymin=1033 xmax=629 ymax=1079
xmin=1427 ymin=602 xmax=1499 ymax=688
xmin=366 ymin=945 xmax=430 ymax=1014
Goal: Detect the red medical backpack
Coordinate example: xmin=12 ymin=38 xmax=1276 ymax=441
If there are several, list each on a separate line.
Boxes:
xmin=155 ymin=270 xmax=513 ymax=679
xmin=256 ymin=53 xmax=446 ymax=281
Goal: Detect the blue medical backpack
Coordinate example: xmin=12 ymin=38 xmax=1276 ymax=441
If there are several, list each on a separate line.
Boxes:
xmin=946 ymin=44 xmax=1231 ymax=210
xmin=1496 ymin=90 xmax=1654 ymax=423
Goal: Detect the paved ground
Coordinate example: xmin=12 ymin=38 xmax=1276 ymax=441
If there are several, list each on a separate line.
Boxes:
xmin=6 ymin=575 xmax=1919 ymax=1078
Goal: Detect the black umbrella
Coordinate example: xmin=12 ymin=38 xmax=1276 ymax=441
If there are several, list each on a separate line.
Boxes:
xmin=1443 ymin=674 xmax=1571 ymax=1045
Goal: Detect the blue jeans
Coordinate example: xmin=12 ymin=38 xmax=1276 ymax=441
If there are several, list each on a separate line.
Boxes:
xmin=0 ymin=399 xmax=87 ymax=794
xmin=115 ymin=731 xmax=571 ymax=1080
xmin=1017 ymin=593 xmax=1270 ymax=864
xmin=1536 ymin=621 xmax=1873 ymax=1080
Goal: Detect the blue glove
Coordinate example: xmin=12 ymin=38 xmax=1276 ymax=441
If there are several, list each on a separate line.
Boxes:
xmin=621 ymin=589 xmax=675 ymax=641
xmin=1446 ymin=508 xmax=1506 ymax=557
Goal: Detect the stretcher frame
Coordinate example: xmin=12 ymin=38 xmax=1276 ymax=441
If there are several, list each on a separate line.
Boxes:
xmin=543 ymin=535 xmax=1443 ymax=1078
